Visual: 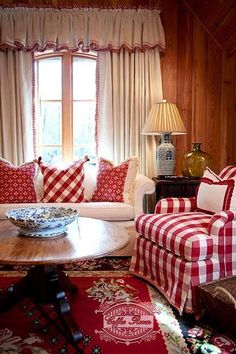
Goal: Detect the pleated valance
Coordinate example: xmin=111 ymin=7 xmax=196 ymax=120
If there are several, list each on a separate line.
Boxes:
xmin=0 ymin=7 xmax=165 ymax=52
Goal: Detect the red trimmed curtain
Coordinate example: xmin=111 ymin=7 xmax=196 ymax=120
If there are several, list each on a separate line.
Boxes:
xmin=0 ymin=7 xmax=165 ymax=170
xmin=0 ymin=8 xmax=165 ymax=52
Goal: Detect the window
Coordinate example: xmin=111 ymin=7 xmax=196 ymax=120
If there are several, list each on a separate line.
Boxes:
xmin=34 ymin=51 xmax=97 ymax=164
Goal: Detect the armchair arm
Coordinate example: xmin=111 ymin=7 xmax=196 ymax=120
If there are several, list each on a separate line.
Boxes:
xmin=209 ymin=210 xmax=236 ymax=276
xmin=133 ymin=174 xmax=155 ymax=216
xmin=154 ymin=197 xmax=196 ymax=214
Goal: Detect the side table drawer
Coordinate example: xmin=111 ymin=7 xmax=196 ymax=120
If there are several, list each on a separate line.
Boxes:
xmin=152 ymin=177 xmax=200 ymax=202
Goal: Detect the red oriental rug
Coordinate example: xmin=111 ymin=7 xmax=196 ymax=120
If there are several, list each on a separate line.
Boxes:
xmin=0 ymin=270 xmax=188 ymax=354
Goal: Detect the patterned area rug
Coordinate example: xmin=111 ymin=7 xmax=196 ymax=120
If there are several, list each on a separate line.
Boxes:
xmin=0 ymin=257 xmax=235 ymax=354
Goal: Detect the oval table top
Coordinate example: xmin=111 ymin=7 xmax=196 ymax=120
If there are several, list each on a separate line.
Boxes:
xmin=0 ymin=217 xmax=129 ymax=265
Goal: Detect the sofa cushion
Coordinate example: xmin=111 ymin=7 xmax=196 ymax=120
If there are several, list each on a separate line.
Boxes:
xmin=0 ymin=160 xmax=37 ymax=204
xmin=135 ymin=212 xmax=213 ymax=261
xmin=0 ymin=202 xmax=135 ymax=221
xmin=91 ymin=157 xmax=139 ymax=204
xmin=38 ymin=156 xmax=89 ymax=203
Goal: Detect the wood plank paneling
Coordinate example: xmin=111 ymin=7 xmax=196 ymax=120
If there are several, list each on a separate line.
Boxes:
xmin=175 ymin=0 xmax=194 ymax=173
xmin=222 ymin=53 xmax=236 ymax=166
xmin=205 ymin=38 xmax=222 ymax=173
xmin=183 ymin=0 xmax=236 ymax=55
xmin=192 ymin=17 xmax=207 ymax=149
xmin=161 ymin=0 xmax=235 ymax=175
xmin=160 ymin=0 xmax=177 ymax=103
xmin=160 ymin=0 xmax=178 ymax=173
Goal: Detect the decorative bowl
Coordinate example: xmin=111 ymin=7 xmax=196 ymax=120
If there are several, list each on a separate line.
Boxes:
xmin=5 ymin=206 xmax=79 ymax=237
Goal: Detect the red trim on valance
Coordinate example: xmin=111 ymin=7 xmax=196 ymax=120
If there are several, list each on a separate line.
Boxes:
xmin=0 ymin=7 xmax=166 ymax=53
xmin=0 ymin=40 xmax=166 ymax=53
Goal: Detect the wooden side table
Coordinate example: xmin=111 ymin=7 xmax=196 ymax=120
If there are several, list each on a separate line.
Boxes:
xmin=152 ymin=176 xmax=200 ymax=202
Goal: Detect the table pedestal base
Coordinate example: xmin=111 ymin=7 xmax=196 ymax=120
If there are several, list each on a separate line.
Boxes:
xmin=0 ymin=265 xmax=83 ymax=350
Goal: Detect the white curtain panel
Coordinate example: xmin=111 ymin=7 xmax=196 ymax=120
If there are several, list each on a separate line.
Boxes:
xmin=0 ymin=50 xmax=33 ymax=165
xmin=97 ymin=48 xmax=163 ymax=177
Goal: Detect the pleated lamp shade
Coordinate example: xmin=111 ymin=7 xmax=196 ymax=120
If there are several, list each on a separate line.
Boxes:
xmin=142 ymin=101 xmax=186 ymax=135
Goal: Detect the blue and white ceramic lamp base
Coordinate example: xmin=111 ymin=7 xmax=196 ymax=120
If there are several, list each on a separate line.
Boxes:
xmin=156 ymin=133 xmax=176 ymax=176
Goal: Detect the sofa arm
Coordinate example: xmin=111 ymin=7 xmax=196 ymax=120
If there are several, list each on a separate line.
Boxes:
xmin=209 ymin=210 xmax=236 ymax=276
xmin=154 ymin=197 xmax=196 ymax=214
xmin=133 ymin=174 xmax=155 ymax=216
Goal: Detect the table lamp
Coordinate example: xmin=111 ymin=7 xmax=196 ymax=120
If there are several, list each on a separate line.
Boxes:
xmin=142 ymin=100 xmax=186 ymax=176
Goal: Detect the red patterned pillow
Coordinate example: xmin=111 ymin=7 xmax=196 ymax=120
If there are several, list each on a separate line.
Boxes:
xmin=39 ymin=156 xmax=89 ymax=203
xmin=91 ymin=157 xmax=139 ymax=203
xmin=0 ymin=160 xmax=37 ymax=203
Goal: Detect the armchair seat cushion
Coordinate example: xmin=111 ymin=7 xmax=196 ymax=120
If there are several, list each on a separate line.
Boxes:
xmin=136 ymin=212 xmax=213 ymax=261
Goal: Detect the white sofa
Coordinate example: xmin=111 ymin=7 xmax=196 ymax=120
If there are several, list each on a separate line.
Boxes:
xmin=0 ymin=165 xmax=155 ymax=255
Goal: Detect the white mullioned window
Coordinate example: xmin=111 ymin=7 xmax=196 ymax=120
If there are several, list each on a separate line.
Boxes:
xmin=34 ymin=51 xmax=97 ymax=164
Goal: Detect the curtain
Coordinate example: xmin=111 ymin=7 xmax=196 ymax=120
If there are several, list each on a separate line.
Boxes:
xmin=0 ymin=8 xmax=165 ymax=53
xmin=97 ymin=48 xmax=163 ymax=177
xmin=0 ymin=7 xmax=165 ymax=167
xmin=0 ymin=50 xmax=33 ymax=165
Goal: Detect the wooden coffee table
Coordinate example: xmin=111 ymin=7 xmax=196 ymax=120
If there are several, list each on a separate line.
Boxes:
xmin=0 ymin=217 xmax=129 ymax=351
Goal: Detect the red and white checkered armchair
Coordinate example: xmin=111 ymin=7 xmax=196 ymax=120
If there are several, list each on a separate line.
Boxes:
xmin=130 ymin=166 xmax=236 ymax=315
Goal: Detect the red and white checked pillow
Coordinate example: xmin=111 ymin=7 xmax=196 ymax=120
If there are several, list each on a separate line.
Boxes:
xmin=39 ymin=156 xmax=89 ymax=203
xmin=0 ymin=159 xmax=37 ymax=203
xmin=91 ymin=157 xmax=139 ymax=204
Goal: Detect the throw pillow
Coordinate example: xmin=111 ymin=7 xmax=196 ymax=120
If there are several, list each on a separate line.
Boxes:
xmin=196 ymin=177 xmax=234 ymax=214
xmin=202 ymin=167 xmax=221 ymax=182
xmin=0 ymin=159 xmax=37 ymax=203
xmin=91 ymin=157 xmax=139 ymax=204
xmin=202 ymin=167 xmax=236 ymax=210
xmin=38 ymin=156 xmax=89 ymax=203
xmin=219 ymin=165 xmax=236 ymax=180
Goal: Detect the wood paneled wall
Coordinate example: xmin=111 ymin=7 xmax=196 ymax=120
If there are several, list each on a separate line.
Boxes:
xmin=161 ymin=0 xmax=236 ymax=174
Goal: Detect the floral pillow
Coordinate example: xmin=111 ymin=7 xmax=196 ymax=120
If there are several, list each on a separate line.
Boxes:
xmin=38 ymin=156 xmax=89 ymax=203
xmin=91 ymin=157 xmax=139 ymax=204
xmin=0 ymin=159 xmax=37 ymax=203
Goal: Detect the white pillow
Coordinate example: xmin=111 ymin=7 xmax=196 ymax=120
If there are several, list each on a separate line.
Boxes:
xmin=202 ymin=167 xmax=221 ymax=182
xmin=196 ymin=177 xmax=234 ymax=214
xmin=201 ymin=167 xmax=236 ymax=210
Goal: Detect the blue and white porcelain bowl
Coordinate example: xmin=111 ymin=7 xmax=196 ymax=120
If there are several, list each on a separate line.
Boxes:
xmin=5 ymin=206 xmax=79 ymax=237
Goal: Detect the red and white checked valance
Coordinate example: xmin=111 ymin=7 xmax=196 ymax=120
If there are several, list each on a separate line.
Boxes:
xmin=0 ymin=7 xmax=165 ymax=52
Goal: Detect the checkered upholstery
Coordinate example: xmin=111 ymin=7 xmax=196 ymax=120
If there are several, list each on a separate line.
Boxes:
xmin=155 ymin=197 xmax=196 ymax=214
xmin=130 ymin=166 xmax=236 ymax=314
xmin=39 ymin=156 xmax=89 ymax=203
xmin=219 ymin=165 xmax=236 ymax=179
xmin=135 ymin=213 xmax=213 ymax=261
xmin=130 ymin=236 xmax=221 ymax=314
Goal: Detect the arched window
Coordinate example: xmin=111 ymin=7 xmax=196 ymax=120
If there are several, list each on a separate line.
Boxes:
xmin=34 ymin=51 xmax=97 ymax=164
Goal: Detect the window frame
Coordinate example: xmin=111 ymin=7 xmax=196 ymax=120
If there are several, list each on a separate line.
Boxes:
xmin=34 ymin=50 xmax=97 ymax=163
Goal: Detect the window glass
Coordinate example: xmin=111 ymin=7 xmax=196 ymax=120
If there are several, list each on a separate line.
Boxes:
xmin=73 ymin=57 xmax=96 ymax=100
xmin=39 ymin=147 xmax=62 ymax=164
xmin=35 ymin=52 xmax=97 ymax=165
xmin=38 ymin=57 xmax=62 ymax=100
xmin=38 ymin=102 xmax=62 ymax=145
xmin=73 ymin=101 xmax=96 ymax=161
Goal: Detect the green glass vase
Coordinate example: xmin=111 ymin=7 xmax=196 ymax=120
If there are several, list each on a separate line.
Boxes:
xmin=181 ymin=143 xmax=212 ymax=177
